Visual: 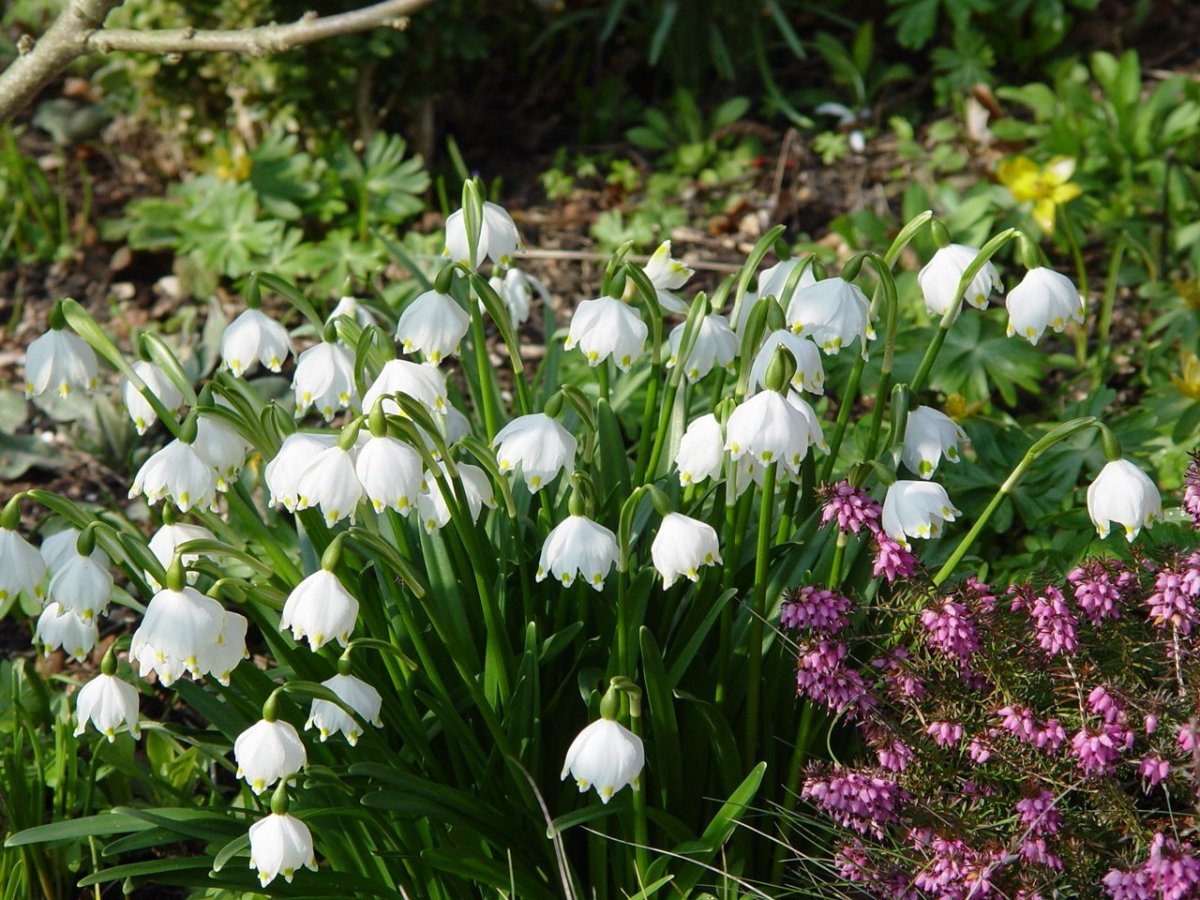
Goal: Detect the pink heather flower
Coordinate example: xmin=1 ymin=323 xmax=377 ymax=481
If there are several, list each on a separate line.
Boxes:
xmin=1087 ymin=685 xmax=1125 ymax=725
xmin=871 ymin=647 xmax=926 ymax=701
xmin=1023 ymin=585 xmax=1079 ymax=657
xmin=1015 ymin=790 xmax=1062 ymax=836
xmin=795 ymin=640 xmax=876 ymax=720
xmin=920 ymin=598 xmax=979 ymax=664
xmin=926 ymin=720 xmax=964 ymax=748
xmin=963 ymin=575 xmax=997 ymax=614
xmin=875 ymin=739 xmax=915 ymax=772
xmin=1068 ymin=559 xmax=1134 ymax=625
xmin=968 ymin=732 xmax=995 ymax=764
xmin=801 ymin=767 xmax=909 ymax=838
xmin=1177 ymin=722 xmax=1198 ymax=754
xmin=1071 ymin=723 xmax=1133 ymax=775
xmin=910 ymin=834 xmax=1006 ymax=897
xmin=1146 ymin=569 xmax=1197 ymax=634
xmin=1145 ymin=832 xmax=1200 ymax=899
xmin=820 ymin=481 xmax=881 ymax=534
xmin=833 ymin=840 xmax=914 ymax=896
xmin=1103 ymin=866 xmax=1154 ymax=900
xmin=997 ymin=705 xmax=1038 ymax=742
xmin=873 ymin=532 xmax=918 ymax=582
xmin=1139 ymin=752 xmax=1170 ymax=790
xmin=1145 ymin=714 xmax=1158 ymax=735
xmin=779 ymin=585 xmax=851 ymax=633
xmin=1033 ymin=719 xmax=1067 ymax=752
xmin=1184 ymin=454 xmax=1200 ymax=527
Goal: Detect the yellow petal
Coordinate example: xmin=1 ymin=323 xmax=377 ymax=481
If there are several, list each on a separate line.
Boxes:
xmin=1044 ymin=156 xmax=1077 ymax=184
xmin=1033 ymin=198 xmax=1057 ymax=233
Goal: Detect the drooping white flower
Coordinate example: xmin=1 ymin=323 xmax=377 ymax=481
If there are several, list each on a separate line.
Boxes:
xmin=725 ymin=390 xmax=814 ymax=474
xmin=329 ymin=295 xmax=377 ymax=328
xmin=786 ymin=278 xmax=874 ymax=357
xmin=785 ymin=391 xmax=829 ymax=454
xmin=881 ymin=481 xmax=961 ymax=548
xmin=24 ymin=329 xmax=98 ymax=399
xmin=129 ymin=440 xmax=219 ymax=513
xmin=737 ymin=257 xmax=818 ymax=332
xmin=902 ymin=406 xmax=968 ymax=479
xmin=444 ymin=201 xmax=522 ymax=268
xmin=417 ymin=462 xmax=495 ymax=533
xmin=248 ymin=812 xmax=318 ymax=887
xmin=295 ymin=446 xmax=363 ymax=526
xmin=748 ymin=330 xmax=825 ymax=395
xmin=221 ymin=308 xmax=294 ymax=377
xmin=355 ymin=435 xmax=425 ymax=514
xmin=487 ymin=267 xmax=534 ymax=325
xmin=667 ymin=315 xmax=738 ymax=382
xmin=1087 ymin=459 xmax=1162 ymax=541
xmin=492 ymin=413 xmax=576 ymax=492
xmin=362 ymin=359 xmax=449 ymax=417
xmin=561 ymin=718 xmax=645 ymax=803
xmin=234 ymin=718 xmax=307 ymax=795
xmin=74 ymin=673 xmax=140 ymax=742
xmin=280 ymin=569 xmax=359 ymax=652
xmin=675 ymin=414 xmax=724 ymax=486
xmin=305 ymin=673 xmax=383 ymax=746
xmin=209 ymin=611 xmax=249 ymax=686
xmin=123 ymin=360 xmax=184 ymax=435
xmin=918 ymin=243 xmax=1002 ymax=316
xmin=265 ymin=433 xmax=338 ymax=512
xmin=193 ymin=413 xmax=249 ymax=490
xmin=412 ymin=406 xmax=471 ymax=459
xmin=47 ymin=546 xmax=113 ymax=622
xmin=536 ymin=515 xmax=619 ymax=590
xmin=146 ymin=521 xmax=215 ymax=590
xmin=40 ymin=528 xmax=103 ymax=574
xmin=396 ymin=290 xmax=470 ymax=364
xmin=292 ymin=341 xmax=357 ymax=421
xmin=0 ymin=527 xmax=47 ymax=606
xmin=35 ymin=605 xmax=98 ymax=662
xmin=565 ymin=297 xmax=648 ymax=371
xmin=130 ymin=585 xmax=229 ymax=686
xmin=1005 ymin=267 xmax=1084 ymax=345
xmin=644 ymin=240 xmax=694 ymax=313
xmin=651 ymin=513 xmax=721 ymax=588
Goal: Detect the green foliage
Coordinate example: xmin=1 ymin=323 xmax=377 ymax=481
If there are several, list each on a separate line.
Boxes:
xmin=0 ymin=128 xmax=89 ymax=270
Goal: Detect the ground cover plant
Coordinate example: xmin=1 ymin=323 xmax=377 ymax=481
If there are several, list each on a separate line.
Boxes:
xmin=2 ymin=1 xmax=1200 ymax=898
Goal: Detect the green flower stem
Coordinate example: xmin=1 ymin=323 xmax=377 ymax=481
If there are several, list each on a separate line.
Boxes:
xmin=860 ymin=254 xmax=900 ymax=463
xmin=469 ymin=304 xmax=501 ymax=441
xmin=596 ymin=360 xmax=610 ymax=405
xmin=1057 ymin=205 xmax=1090 ymax=367
xmin=617 ymin=569 xmax=631 ymax=685
xmin=883 ymin=210 xmax=934 ymax=267
xmin=932 ymin=416 xmax=1098 ymax=586
xmin=1093 ymin=233 xmax=1127 ymax=389
xmin=628 ymin=712 xmax=651 ymax=882
xmin=827 ymin=529 xmax=849 ymax=589
xmin=774 ymin=479 xmax=798 ymax=543
xmin=820 ymin=354 xmax=866 ymax=483
xmin=469 ymin=272 xmax=532 ymax=416
xmin=910 ymin=228 xmax=1020 ymax=396
xmin=770 ymin=699 xmax=819 ymax=884
xmin=743 ymin=461 xmax=778 ymax=764
xmin=226 ymin=483 xmax=301 ymax=586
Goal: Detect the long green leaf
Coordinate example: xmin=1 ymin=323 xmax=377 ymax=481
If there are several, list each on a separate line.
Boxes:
xmin=5 ymin=812 xmax=149 ymax=847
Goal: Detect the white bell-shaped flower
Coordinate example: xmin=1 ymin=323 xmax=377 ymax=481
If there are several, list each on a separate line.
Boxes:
xmin=492 ymin=413 xmax=577 ymax=492
xmin=362 ymin=359 xmax=449 ymax=417
xmin=418 ymin=462 xmax=495 ymax=533
xmin=725 ymin=390 xmax=814 ymax=474
xmin=537 ymin=515 xmax=619 ymax=590
xmin=786 ymin=278 xmax=874 ymax=356
xmin=355 ymin=435 xmax=425 ymax=514
xmin=221 ymin=308 xmax=294 ymax=377
xmin=295 ymin=446 xmax=363 ymax=526
xmin=147 ymin=521 xmax=215 ymax=590
xmin=329 ymin=295 xmax=377 ymax=328
xmin=123 ymin=360 xmax=184 ymax=435
xmin=35 ymin=605 xmax=97 ymax=662
xmin=786 ymin=391 xmax=829 ymax=454
xmin=561 ymin=717 xmax=645 ymax=803
xmin=445 ymin=200 xmax=522 ymax=268
xmin=234 ymin=718 xmax=307 ymax=795
xmin=918 ymin=243 xmax=1002 ymax=316
xmin=249 ymin=812 xmax=318 ymax=887
xmin=882 ymin=480 xmax=961 ymax=548
xmin=40 ymin=527 xmax=103 ymax=574
xmin=644 ymin=240 xmax=694 ymax=313
xmin=668 ymin=315 xmax=738 ymax=382
xmin=305 ymin=673 xmax=383 ymax=745
xmin=47 ymin=546 xmax=113 ymax=622
xmin=902 ymin=406 xmax=968 ymax=478
xmin=130 ymin=585 xmax=228 ymax=686
xmin=266 ymin=433 xmax=337 ymax=511
xmin=1006 ymin=267 xmax=1084 ymax=345
xmin=487 ymin=267 xmax=534 ymax=325
xmin=651 ymin=513 xmax=722 ymax=588
xmin=24 ymin=328 xmax=98 ymax=399
xmin=209 ymin=611 xmax=249 ymax=686
xmin=737 ymin=257 xmax=817 ymax=332
xmin=396 ymin=290 xmax=470 ymax=364
xmin=1087 ymin=458 xmax=1162 ymax=541
xmin=748 ymin=330 xmax=825 ymax=395
xmin=280 ymin=569 xmax=359 ymax=652
xmin=129 ymin=439 xmax=218 ymax=513
xmin=675 ymin=414 xmax=725 ymax=486
xmin=193 ymin=413 xmax=249 ymax=490
xmin=565 ymin=297 xmax=647 ymax=371
xmin=292 ymin=341 xmax=357 ymax=421
xmin=0 ymin=527 xmax=47 ymax=606
xmin=74 ymin=673 xmax=140 ymax=742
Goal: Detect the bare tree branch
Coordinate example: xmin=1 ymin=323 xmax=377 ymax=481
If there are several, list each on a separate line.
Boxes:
xmin=0 ymin=0 xmax=437 ymax=126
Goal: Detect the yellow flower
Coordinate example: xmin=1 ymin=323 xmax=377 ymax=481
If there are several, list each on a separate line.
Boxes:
xmin=996 ymin=155 xmax=1082 ymax=233
xmin=1171 ymin=351 xmax=1200 ymax=401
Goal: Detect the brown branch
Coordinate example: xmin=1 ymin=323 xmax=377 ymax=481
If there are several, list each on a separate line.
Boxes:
xmin=0 ymin=0 xmax=436 ymax=126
